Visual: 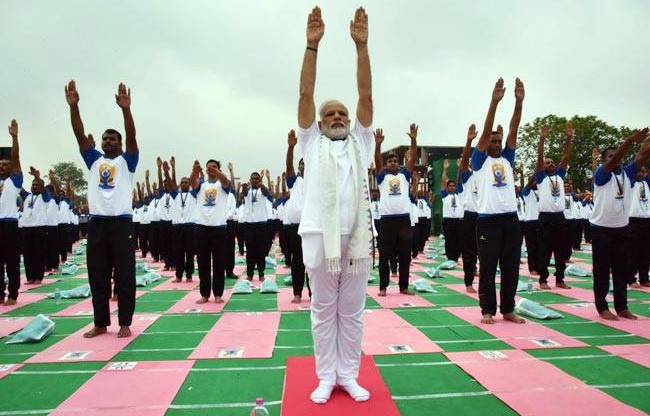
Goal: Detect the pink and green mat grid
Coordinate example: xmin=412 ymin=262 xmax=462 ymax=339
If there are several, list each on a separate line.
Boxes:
xmin=1 ymin=241 xmax=649 ymax=415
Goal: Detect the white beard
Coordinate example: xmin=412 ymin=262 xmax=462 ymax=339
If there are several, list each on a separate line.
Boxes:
xmin=322 ymin=125 xmax=350 ymax=140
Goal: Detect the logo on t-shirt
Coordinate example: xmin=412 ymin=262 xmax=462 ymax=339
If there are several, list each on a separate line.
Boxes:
xmin=164 ymin=195 xmax=170 ymax=209
xmin=491 ymin=163 xmax=507 ymax=187
xmin=550 ymin=181 xmax=560 ymax=198
xmin=640 ymin=185 xmax=647 ymax=203
xmin=203 ymin=188 xmax=217 ymax=207
xmin=388 ymin=178 xmax=401 ymax=195
xmin=98 ymin=163 xmax=116 ymax=190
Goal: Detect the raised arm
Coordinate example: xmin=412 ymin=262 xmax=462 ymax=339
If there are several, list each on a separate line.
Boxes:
xmin=8 ymin=119 xmax=21 ymax=175
xmin=411 ymin=169 xmax=420 ymax=196
xmin=65 ymin=177 xmax=74 ymax=200
xmin=170 ymin=156 xmax=177 ymax=188
xmin=460 ymin=124 xmax=477 ymax=172
xmin=406 ymin=123 xmax=418 ymax=173
xmin=559 ymin=121 xmax=574 ymax=171
xmin=156 ymin=157 xmax=163 ymax=191
xmin=286 ymin=130 xmax=297 ymax=177
xmin=373 ymin=128 xmax=384 ymax=173
xmin=536 ymin=125 xmax=549 ymax=172
xmin=48 ymin=170 xmax=61 ymax=195
xmin=115 ymin=83 xmax=138 ymax=154
xmin=162 ymin=162 xmax=173 ymax=192
xmin=604 ymin=128 xmax=649 ymax=173
xmin=591 ymin=148 xmax=600 ymax=174
xmin=265 ymin=169 xmax=272 ymax=190
xmin=189 ymin=161 xmax=202 ymax=191
xmin=65 ymin=80 xmax=92 ymax=152
xmin=441 ymin=159 xmax=450 ymax=191
xmin=281 ymin=172 xmax=287 ymax=194
xmin=298 ymin=7 xmax=324 ymax=129
xmin=145 ymin=170 xmax=152 ymax=197
xmin=477 ymin=78 xmax=505 ymax=152
xmin=211 ymin=164 xmax=231 ymax=190
xmin=635 ymin=133 xmax=650 ymax=169
xmin=351 ymin=7 xmax=372 ymax=127
xmin=506 ymin=78 xmax=525 ymax=150
xmin=227 ymin=162 xmax=236 ymax=194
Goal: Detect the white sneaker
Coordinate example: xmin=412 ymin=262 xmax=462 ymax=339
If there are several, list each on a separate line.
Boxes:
xmin=339 ymin=380 xmax=370 ymax=402
xmin=310 ymin=383 xmax=335 ymax=404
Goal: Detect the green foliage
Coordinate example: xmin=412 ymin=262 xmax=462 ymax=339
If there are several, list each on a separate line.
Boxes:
xmin=48 ymin=162 xmax=87 ymax=206
xmin=517 ymin=115 xmax=633 ymax=191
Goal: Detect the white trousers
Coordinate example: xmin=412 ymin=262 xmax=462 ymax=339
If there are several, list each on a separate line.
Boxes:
xmin=305 ymin=235 xmax=368 ymax=385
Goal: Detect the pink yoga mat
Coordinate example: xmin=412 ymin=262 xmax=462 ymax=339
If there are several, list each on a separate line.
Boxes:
xmin=367 ymin=286 xmax=433 ymax=309
xmin=441 ymin=269 xmax=465 ymax=280
xmin=275 ymin=265 xmax=291 ymax=275
xmin=19 ymin=278 xmax=59 ymax=293
xmin=0 ymin=364 xmax=23 ymax=381
xmin=630 ymin=285 xmax=650 ymax=294
xmin=409 ymin=263 xmax=426 ymax=273
xmin=446 ymin=350 xmax=645 ymax=416
xmin=158 ymin=270 xmax=176 ymax=278
xmin=189 ymin=312 xmax=280 ymax=359
xmin=445 ymin=284 xmax=479 ymax=300
xmin=362 ymin=309 xmax=441 ymax=355
xmin=26 ymin=314 xmax=159 ymax=363
xmin=0 ymin=293 xmax=47 ymax=315
xmin=51 ymin=360 xmax=194 ymax=416
xmin=54 ymin=291 xmax=146 ymax=317
xmin=281 ymin=356 xmax=400 ymax=416
xmin=550 ymin=303 xmax=650 ymax=340
xmin=151 ymin=278 xmax=199 ymax=292
xmin=446 ymin=306 xmax=587 ymax=349
xmin=0 ymin=317 xmax=30 ymax=338
xmin=277 ymin=288 xmax=311 ymax=312
xmin=167 ymin=290 xmax=233 ymax=314
xmin=552 ymin=287 xmax=612 ymax=303
xmin=233 ymin=265 xmax=246 ymax=275
xmin=599 ymin=344 xmax=650 ymax=369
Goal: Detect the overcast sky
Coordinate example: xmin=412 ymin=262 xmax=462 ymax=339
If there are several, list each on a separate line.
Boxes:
xmin=1 ymin=0 xmax=649 ymax=184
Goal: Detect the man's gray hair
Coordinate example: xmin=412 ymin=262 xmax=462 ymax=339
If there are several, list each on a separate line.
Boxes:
xmin=319 ymin=100 xmax=348 ymax=119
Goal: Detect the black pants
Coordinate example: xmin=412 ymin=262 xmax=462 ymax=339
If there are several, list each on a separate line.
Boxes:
xmin=138 ymin=224 xmax=150 ymax=258
xmin=225 ymin=220 xmax=237 ymax=277
xmin=627 ymin=218 xmax=650 ymax=284
xmin=582 ymin=219 xmax=592 ymax=244
xmin=160 ymin=221 xmax=173 ymax=268
xmin=149 ymin=221 xmax=161 ymax=261
xmin=537 ymin=212 xmax=568 ymax=284
xmin=132 ymin=222 xmax=140 ymax=251
xmin=378 ymin=216 xmax=412 ymax=291
xmin=195 ymin=225 xmax=226 ymax=298
xmin=286 ymin=224 xmax=310 ymax=297
xmin=173 ymin=224 xmax=195 ymax=280
xmin=23 ymin=226 xmax=46 ymax=282
xmin=591 ymin=225 xmax=628 ymax=313
xmin=0 ymin=221 xmax=20 ymax=300
xmin=522 ymin=221 xmax=541 ymax=274
xmin=87 ymin=217 xmax=136 ymax=327
xmin=477 ymin=214 xmax=521 ymax=316
xmin=461 ymin=211 xmax=478 ymax=286
xmin=279 ymin=224 xmax=291 ymax=266
xmin=245 ymin=222 xmax=268 ymax=278
xmin=442 ymin=218 xmax=462 ymax=262
xmin=45 ymin=226 xmax=59 ymax=271
xmin=236 ymin=222 xmax=245 ymax=255
xmin=57 ymin=224 xmax=68 ymax=263
xmin=572 ymin=219 xmax=583 ymax=250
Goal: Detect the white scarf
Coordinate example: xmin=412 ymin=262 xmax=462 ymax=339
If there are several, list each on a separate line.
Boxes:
xmin=318 ymin=134 xmax=372 ymax=274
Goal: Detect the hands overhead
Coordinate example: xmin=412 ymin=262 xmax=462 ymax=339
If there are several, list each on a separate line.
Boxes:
xmin=65 ymin=80 xmax=80 ymax=106
xmin=407 ymin=123 xmax=418 ymax=142
xmin=350 ymin=7 xmax=368 ymax=45
xmin=115 ymin=83 xmax=131 ymax=109
xmin=374 ymin=128 xmax=384 ymax=145
xmin=288 ymin=129 xmax=297 ymax=147
xmin=306 ymin=6 xmax=325 ymax=46
xmin=8 ymin=119 xmax=18 ymax=138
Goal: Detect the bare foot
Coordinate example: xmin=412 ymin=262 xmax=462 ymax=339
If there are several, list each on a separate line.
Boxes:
xmin=599 ymin=310 xmax=619 ymax=320
xmin=400 ymin=288 xmax=414 ymax=295
xmin=617 ymin=310 xmax=638 ymax=320
xmin=196 ymin=297 xmax=209 ymax=304
xmin=83 ymin=326 xmax=107 ymax=338
xmin=503 ymin=313 xmax=526 ymax=324
xmin=246 ymin=276 xmax=253 ymax=282
xmin=539 ymin=283 xmax=551 ymax=290
xmin=481 ymin=314 xmax=495 ymax=324
xmin=186 ymin=278 xmax=193 ymax=282
xmin=259 ymin=276 xmax=265 ymax=282
xmin=174 ymin=278 xmax=182 ymax=283
xmin=34 ymin=280 xmax=43 ymax=285
xmin=4 ymin=298 xmax=16 ymax=306
xmin=530 ymin=270 xmax=539 ymax=276
xmin=111 ymin=295 xmax=118 ymax=302
xmin=24 ymin=281 xmax=33 ymax=285
xmin=378 ymin=289 xmax=387 ymax=297
xmin=630 ymin=282 xmax=641 ymax=289
xmin=642 ymin=282 xmax=650 ymax=288
xmin=556 ymin=282 xmax=571 ymax=289
xmin=215 ymin=297 xmax=224 ymax=304
xmin=291 ymin=296 xmax=301 ymax=304
xmin=466 ymin=286 xmax=476 ymax=293
xmin=117 ymin=326 xmax=131 ymax=338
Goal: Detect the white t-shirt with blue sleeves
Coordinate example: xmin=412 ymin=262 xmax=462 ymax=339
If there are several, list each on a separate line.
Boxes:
xmin=0 ymin=173 xmax=23 ymax=220
xmin=470 ymin=147 xmax=517 ymax=216
xmin=535 ymin=168 xmax=566 ymax=213
xmin=376 ymin=168 xmax=412 ymax=217
xmin=628 ymin=178 xmax=649 ymax=219
xmin=82 ymin=148 xmax=138 ymax=217
xmin=591 ymin=163 xmax=635 ymax=228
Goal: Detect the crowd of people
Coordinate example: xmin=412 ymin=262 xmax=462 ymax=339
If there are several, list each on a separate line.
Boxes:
xmin=0 ymin=5 xmax=649 ymax=406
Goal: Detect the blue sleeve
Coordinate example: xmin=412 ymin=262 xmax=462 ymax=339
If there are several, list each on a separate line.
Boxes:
xmin=502 ymin=146 xmax=515 ymax=167
xmin=646 ymin=178 xmax=650 ymax=187
xmin=556 ymin=167 xmax=566 ymax=179
xmin=190 ymin=181 xmax=201 ymax=198
xmin=375 ymin=169 xmax=387 ymax=185
xmin=20 ymin=190 xmax=29 ymax=200
xmin=623 ymin=163 xmax=637 ymax=182
xmin=286 ymin=175 xmax=297 ymax=189
xmin=169 ymin=190 xmax=178 ymax=199
xmin=9 ymin=173 xmax=23 ymax=189
xmin=456 ymin=182 xmax=463 ymax=194
xmin=81 ymin=148 xmax=102 ymax=170
xmin=460 ymin=170 xmax=472 ymax=185
xmin=400 ymin=168 xmax=412 ymax=182
xmin=42 ymin=192 xmax=51 ymax=203
xmin=522 ymin=186 xmax=531 ymax=196
xmin=534 ymin=171 xmax=546 ymax=184
xmin=122 ymin=151 xmax=139 ymax=173
xmin=440 ymin=190 xmax=448 ymax=199
xmin=470 ymin=149 xmax=487 ymax=171
xmin=593 ymin=165 xmax=611 ymax=187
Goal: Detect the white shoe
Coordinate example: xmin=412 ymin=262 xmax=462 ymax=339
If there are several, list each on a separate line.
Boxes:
xmin=339 ymin=380 xmax=370 ymax=402
xmin=310 ymin=383 xmax=335 ymax=404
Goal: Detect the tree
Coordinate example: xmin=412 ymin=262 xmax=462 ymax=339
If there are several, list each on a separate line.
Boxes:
xmin=517 ymin=115 xmax=634 ymax=191
xmin=48 ymin=161 xmax=87 ymax=204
